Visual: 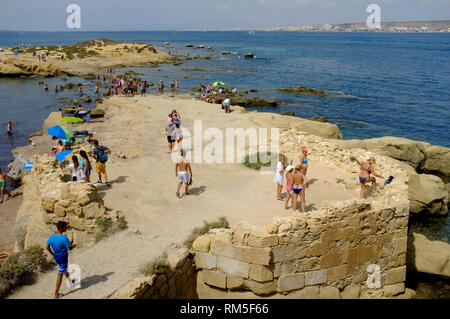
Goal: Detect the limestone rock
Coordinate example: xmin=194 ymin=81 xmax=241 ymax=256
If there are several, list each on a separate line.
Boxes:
xmin=110 ymin=275 xmax=156 ymax=299
xmin=408 ymin=173 xmax=448 ymax=215
xmin=421 ymin=145 xmax=450 ymax=177
xmin=319 ymin=286 xmax=341 ymax=299
xmin=192 ymin=235 xmax=211 ymax=253
xmin=90 ymin=108 xmax=105 ymax=118
xmin=407 ymin=232 xmax=450 ymax=277
xmin=383 ymin=283 xmax=405 ymax=297
xmin=341 ymin=284 xmax=361 ymax=299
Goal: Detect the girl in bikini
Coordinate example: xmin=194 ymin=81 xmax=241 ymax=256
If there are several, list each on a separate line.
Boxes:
xmin=299 ymin=147 xmax=308 ymax=176
xmin=289 ymin=164 xmax=309 ymax=213
xmin=359 ymin=157 xmax=385 ymax=199
xmin=285 ymin=165 xmax=294 ymax=209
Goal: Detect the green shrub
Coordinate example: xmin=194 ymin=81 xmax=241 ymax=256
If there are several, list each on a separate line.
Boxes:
xmin=118 ymin=217 xmax=128 ymax=230
xmin=0 ymin=245 xmax=48 ymax=298
xmin=243 ymin=152 xmax=277 ymax=170
xmin=140 ymin=251 xmax=169 ymax=276
xmin=96 ymin=218 xmax=112 ymax=233
xmin=184 ymin=216 xmax=230 ymax=248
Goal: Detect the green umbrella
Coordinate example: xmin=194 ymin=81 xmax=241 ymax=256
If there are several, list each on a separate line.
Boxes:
xmin=212 ymin=81 xmax=226 ymax=87
xmin=60 ymin=117 xmax=84 ymax=124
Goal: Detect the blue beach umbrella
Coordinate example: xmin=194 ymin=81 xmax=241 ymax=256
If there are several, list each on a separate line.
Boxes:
xmin=55 ymin=150 xmax=73 ymax=162
xmin=47 ymin=125 xmax=74 ymax=140
xmin=13 ymin=51 xmax=19 ymax=55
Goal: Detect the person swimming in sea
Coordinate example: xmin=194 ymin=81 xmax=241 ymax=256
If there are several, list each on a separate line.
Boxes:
xmin=7 ymin=122 xmax=13 ymax=136
xmin=358 ymin=157 xmax=385 ymax=199
xmin=44 ymin=84 xmax=49 ymax=91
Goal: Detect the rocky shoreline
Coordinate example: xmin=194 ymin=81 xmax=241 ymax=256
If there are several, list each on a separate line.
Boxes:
xmin=0 ymin=39 xmax=176 ymax=78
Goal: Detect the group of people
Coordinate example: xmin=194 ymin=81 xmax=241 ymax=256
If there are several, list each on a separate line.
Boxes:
xmin=274 ymin=149 xmax=389 ymax=213
xmin=33 ymin=50 xmax=48 ymax=62
xmin=274 ymin=148 xmax=310 ymax=213
xmin=199 ymin=84 xmax=235 ymax=113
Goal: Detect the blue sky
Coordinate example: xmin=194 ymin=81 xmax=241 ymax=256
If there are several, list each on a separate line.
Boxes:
xmin=0 ymin=0 xmax=449 ymax=31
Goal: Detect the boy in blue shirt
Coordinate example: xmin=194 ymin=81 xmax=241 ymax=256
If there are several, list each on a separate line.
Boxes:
xmin=46 ymin=221 xmax=76 ymax=298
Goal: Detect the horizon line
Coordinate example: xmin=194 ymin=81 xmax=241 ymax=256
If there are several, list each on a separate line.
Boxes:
xmin=0 ymin=19 xmax=449 ymax=33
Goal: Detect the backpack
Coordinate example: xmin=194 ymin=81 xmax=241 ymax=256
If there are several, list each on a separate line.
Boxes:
xmin=96 ymin=146 xmax=108 ymax=163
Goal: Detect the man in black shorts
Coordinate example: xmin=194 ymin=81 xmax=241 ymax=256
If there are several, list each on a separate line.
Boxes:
xmin=165 ymin=120 xmax=176 ymax=153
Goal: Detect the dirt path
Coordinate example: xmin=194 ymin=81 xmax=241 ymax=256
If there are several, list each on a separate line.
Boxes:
xmin=0 ymin=188 xmax=22 ymax=253
xmin=8 ymin=95 xmax=356 ymax=299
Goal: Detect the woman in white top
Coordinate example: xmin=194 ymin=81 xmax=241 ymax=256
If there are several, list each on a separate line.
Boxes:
xmin=274 ymin=154 xmax=285 ymax=200
xmin=69 ymin=155 xmax=86 ymax=181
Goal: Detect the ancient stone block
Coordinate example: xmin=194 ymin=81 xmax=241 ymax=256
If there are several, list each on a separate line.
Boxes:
xmin=68 ymin=216 xmax=85 ymax=231
xmin=288 ymin=286 xmax=320 ymax=299
xmin=327 ymin=264 xmax=348 ymax=282
xmin=341 ymin=284 xmax=361 ymax=299
xmin=319 ymin=286 xmax=341 ymax=299
xmin=305 ymin=269 xmax=327 ymax=286
xmin=217 ymin=256 xmax=249 ymax=278
xmin=320 ymin=252 xmax=342 ymax=268
xmin=384 ymin=266 xmax=406 ymax=285
xmin=296 ymin=257 xmax=320 ymax=272
xmin=278 ymin=236 xmax=291 ymax=245
xmin=383 ymin=283 xmax=405 ymax=297
xmin=249 ymin=264 xmax=273 ymax=282
xmin=265 ymin=223 xmax=278 ymax=234
xmin=393 ymin=238 xmax=407 ymax=255
xmin=243 ymin=279 xmax=277 ymax=295
xmin=195 ymin=253 xmax=217 ymax=270
xmin=58 ymin=199 xmax=70 ymax=208
xmin=192 ymin=235 xmax=211 ymax=253
xmin=202 ymin=270 xmax=226 ymax=289
xmin=274 ymin=261 xmax=296 ymax=278
xmin=210 ymin=241 xmax=271 ymax=265
xmin=83 ymin=201 xmax=106 ymax=219
xmin=395 ymin=216 xmax=409 ymax=229
xmin=306 ymin=242 xmax=327 ymax=257
xmin=277 ymin=273 xmax=305 ymax=293
xmin=321 ymin=229 xmax=346 ymax=242
xmin=66 ymin=204 xmax=83 ymax=217
xmin=54 ymin=204 xmax=66 ymax=217
xmin=41 ymin=197 xmax=56 ymax=212
xmin=247 ymin=234 xmax=278 ymax=248
xmin=227 ymin=275 xmax=244 ymax=289
xmin=272 ymin=243 xmax=306 ymax=263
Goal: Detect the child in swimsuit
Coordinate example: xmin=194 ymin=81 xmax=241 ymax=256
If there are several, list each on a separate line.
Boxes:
xmin=299 ymin=147 xmax=308 ymax=176
xmin=285 ymin=165 xmax=294 ymax=209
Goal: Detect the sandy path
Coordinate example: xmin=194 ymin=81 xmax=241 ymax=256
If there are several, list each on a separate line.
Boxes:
xmin=0 ymin=188 xmax=22 ymax=253
xmin=9 ymin=95 xmax=355 ymax=299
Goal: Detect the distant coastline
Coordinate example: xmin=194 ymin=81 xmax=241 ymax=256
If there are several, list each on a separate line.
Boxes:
xmin=1 ymin=20 xmax=449 ymax=33
xmin=218 ymin=20 xmax=450 ymax=33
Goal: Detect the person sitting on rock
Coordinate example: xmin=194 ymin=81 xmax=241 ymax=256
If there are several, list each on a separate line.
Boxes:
xmin=358 ymin=157 xmax=385 ymax=199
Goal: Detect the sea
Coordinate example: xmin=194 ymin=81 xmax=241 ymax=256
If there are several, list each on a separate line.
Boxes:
xmin=0 ymin=31 xmax=449 ymax=241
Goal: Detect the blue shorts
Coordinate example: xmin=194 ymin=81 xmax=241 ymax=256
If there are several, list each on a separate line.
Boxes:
xmin=54 ymin=253 xmax=68 ymax=274
xmin=359 ymin=176 xmax=368 ymax=183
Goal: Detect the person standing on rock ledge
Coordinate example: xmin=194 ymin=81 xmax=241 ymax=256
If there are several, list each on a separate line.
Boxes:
xmin=358 ymin=157 xmax=385 ymax=199
xmin=0 ymin=168 xmax=12 ymax=203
